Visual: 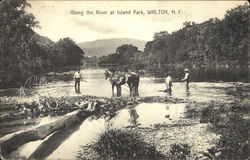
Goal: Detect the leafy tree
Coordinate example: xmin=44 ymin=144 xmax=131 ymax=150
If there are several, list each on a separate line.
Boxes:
xmin=54 ymin=38 xmax=85 ymax=66
xmin=116 ymin=44 xmax=140 ymax=65
xmin=0 ymin=0 xmax=39 ymax=87
xmin=153 ymin=31 xmax=169 ymax=39
xmin=142 ymin=3 xmax=249 ymax=75
xmin=0 ymin=0 xmax=85 ymax=88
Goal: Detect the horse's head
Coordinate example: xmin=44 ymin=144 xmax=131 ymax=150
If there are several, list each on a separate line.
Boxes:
xmin=104 ymin=69 xmax=111 ymax=80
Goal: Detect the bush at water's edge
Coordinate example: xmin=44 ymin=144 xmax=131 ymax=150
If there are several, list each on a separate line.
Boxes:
xmin=77 ymin=129 xmax=165 ymax=160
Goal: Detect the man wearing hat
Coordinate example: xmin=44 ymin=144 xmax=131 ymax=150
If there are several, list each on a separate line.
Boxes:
xmin=182 ymin=68 xmax=190 ymax=90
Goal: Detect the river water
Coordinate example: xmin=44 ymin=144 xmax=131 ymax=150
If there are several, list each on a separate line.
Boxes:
xmin=33 ymin=68 xmax=250 ymax=102
xmin=2 ymin=69 xmax=250 ymax=159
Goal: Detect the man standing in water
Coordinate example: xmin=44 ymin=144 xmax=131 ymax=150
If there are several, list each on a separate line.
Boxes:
xmin=74 ymin=68 xmax=82 ymax=93
xmin=165 ymin=72 xmax=173 ymax=95
xmin=182 ymin=68 xmax=190 ymax=90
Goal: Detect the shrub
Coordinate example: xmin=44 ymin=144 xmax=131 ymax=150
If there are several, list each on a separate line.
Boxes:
xmin=215 ymin=110 xmax=250 ymax=160
xmin=200 ymin=100 xmax=250 ymax=159
xmin=85 ymin=129 xmax=164 ymax=160
xmin=167 ymin=143 xmax=191 ymax=160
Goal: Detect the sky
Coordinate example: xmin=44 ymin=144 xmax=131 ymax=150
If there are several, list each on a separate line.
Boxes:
xmin=28 ymin=1 xmax=246 ymax=43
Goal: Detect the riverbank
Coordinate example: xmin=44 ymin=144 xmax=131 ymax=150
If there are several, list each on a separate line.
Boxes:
xmin=1 ymin=95 xmax=249 ymax=159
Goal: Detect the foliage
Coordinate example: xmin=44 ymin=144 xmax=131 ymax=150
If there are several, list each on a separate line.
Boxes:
xmin=143 ymin=4 xmax=249 ymax=69
xmin=99 ymin=44 xmax=144 ymax=70
xmin=199 ymin=99 xmax=250 ymax=160
xmin=54 ymin=38 xmax=84 ymax=67
xmin=184 ymin=99 xmax=250 ymax=159
xmin=216 ymin=116 xmax=250 ymax=160
xmin=166 ymin=143 xmax=191 ymax=160
xmin=0 ymin=0 xmax=39 ymax=88
xmin=0 ymin=0 xmax=85 ymax=89
xmin=78 ymin=129 xmax=164 ymax=160
xmin=184 ymin=101 xmax=207 ymax=119
xmin=153 ymin=31 xmax=169 ymax=39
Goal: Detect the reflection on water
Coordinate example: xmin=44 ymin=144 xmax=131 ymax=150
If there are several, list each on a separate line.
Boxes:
xmin=128 ymin=108 xmax=139 ymax=127
xmin=10 ymin=103 xmax=186 ymax=159
xmin=110 ymin=103 xmax=186 ymax=128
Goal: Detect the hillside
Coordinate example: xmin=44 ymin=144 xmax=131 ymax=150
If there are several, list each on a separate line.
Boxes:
xmin=77 ymin=38 xmax=146 ymax=57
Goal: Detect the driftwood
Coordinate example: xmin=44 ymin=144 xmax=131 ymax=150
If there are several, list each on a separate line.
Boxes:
xmin=0 ymin=109 xmax=91 ymax=155
xmin=28 ymin=119 xmax=83 ymax=160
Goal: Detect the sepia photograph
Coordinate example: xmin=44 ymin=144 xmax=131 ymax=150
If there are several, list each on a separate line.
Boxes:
xmin=0 ymin=0 xmax=249 ymax=159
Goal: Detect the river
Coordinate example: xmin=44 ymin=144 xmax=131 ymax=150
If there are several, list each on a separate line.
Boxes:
xmin=32 ymin=68 xmax=250 ymax=102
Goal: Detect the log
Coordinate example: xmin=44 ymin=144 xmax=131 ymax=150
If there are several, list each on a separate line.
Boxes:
xmin=28 ymin=120 xmax=82 ymax=160
xmin=0 ymin=109 xmax=91 ymax=155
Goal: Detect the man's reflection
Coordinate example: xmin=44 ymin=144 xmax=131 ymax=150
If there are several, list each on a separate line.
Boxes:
xmin=186 ymin=88 xmax=190 ymax=97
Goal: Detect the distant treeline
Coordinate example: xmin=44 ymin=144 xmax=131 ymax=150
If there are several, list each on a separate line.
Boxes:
xmin=99 ymin=3 xmax=250 ymax=82
xmin=0 ymin=0 xmax=85 ymax=88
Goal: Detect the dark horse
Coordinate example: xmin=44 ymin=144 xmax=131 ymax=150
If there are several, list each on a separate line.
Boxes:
xmin=104 ymin=69 xmax=140 ymax=96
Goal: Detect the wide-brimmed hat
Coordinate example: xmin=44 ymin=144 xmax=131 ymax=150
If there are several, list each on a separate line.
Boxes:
xmin=184 ymin=68 xmax=190 ymax=72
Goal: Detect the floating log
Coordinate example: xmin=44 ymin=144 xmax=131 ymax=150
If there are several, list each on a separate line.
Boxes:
xmin=0 ymin=109 xmax=91 ymax=155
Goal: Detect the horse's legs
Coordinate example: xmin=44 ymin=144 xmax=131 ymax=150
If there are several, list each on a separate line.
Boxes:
xmin=119 ymin=85 xmax=122 ymax=96
xmin=135 ymin=81 xmax=139 ymax=96
xmin=112 ymin=84 xmax=114 ymax=96
xmin=127 ymin=82 xmax=132 ymax=97
xmin=134 ymin=78 xmax=139 ymax=96
xmin=136 ymin=81 xmax=139 ymax=92
xmin=117 ymin=85 xmax=121 ymax=96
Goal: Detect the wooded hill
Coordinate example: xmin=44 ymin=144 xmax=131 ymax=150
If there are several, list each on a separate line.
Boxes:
xmin=77 ymin=38 xmax=146 ymax=57
xmin=99 ymin=3 xmax=249 ymax=81
xmin=143 ymin=3 xmax=249 ymax=68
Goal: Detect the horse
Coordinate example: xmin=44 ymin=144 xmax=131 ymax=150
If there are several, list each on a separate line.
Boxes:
xmin=126 ymin=72 xmax=140 ymax=96
xmin=104 ymin=69 xmax=123 ymax=96
xmin=104 ymin=69 xmax=140 ymax=96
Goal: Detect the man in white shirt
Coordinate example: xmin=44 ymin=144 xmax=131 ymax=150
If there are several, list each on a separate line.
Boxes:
xmin=182 ymin=68 xmax=190 ymax=90
xmin=165 ymin=72 xmax=173 ymax=94
xmin=74 ymin=68 xmax=82 ymax=93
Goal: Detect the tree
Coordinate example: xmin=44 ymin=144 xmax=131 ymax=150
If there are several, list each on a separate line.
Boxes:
xmin=54 ymin=38 xmax=85 ymax=66
xmin=153 ymin=31 xmax=169 ymax=39
xmin=0 ymin=0 xmax=39 ymax=88
xmin=222 ymin=3 xmax=250 ymax=64
xmin=116 ymin=44 xmax=140 ymax=65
